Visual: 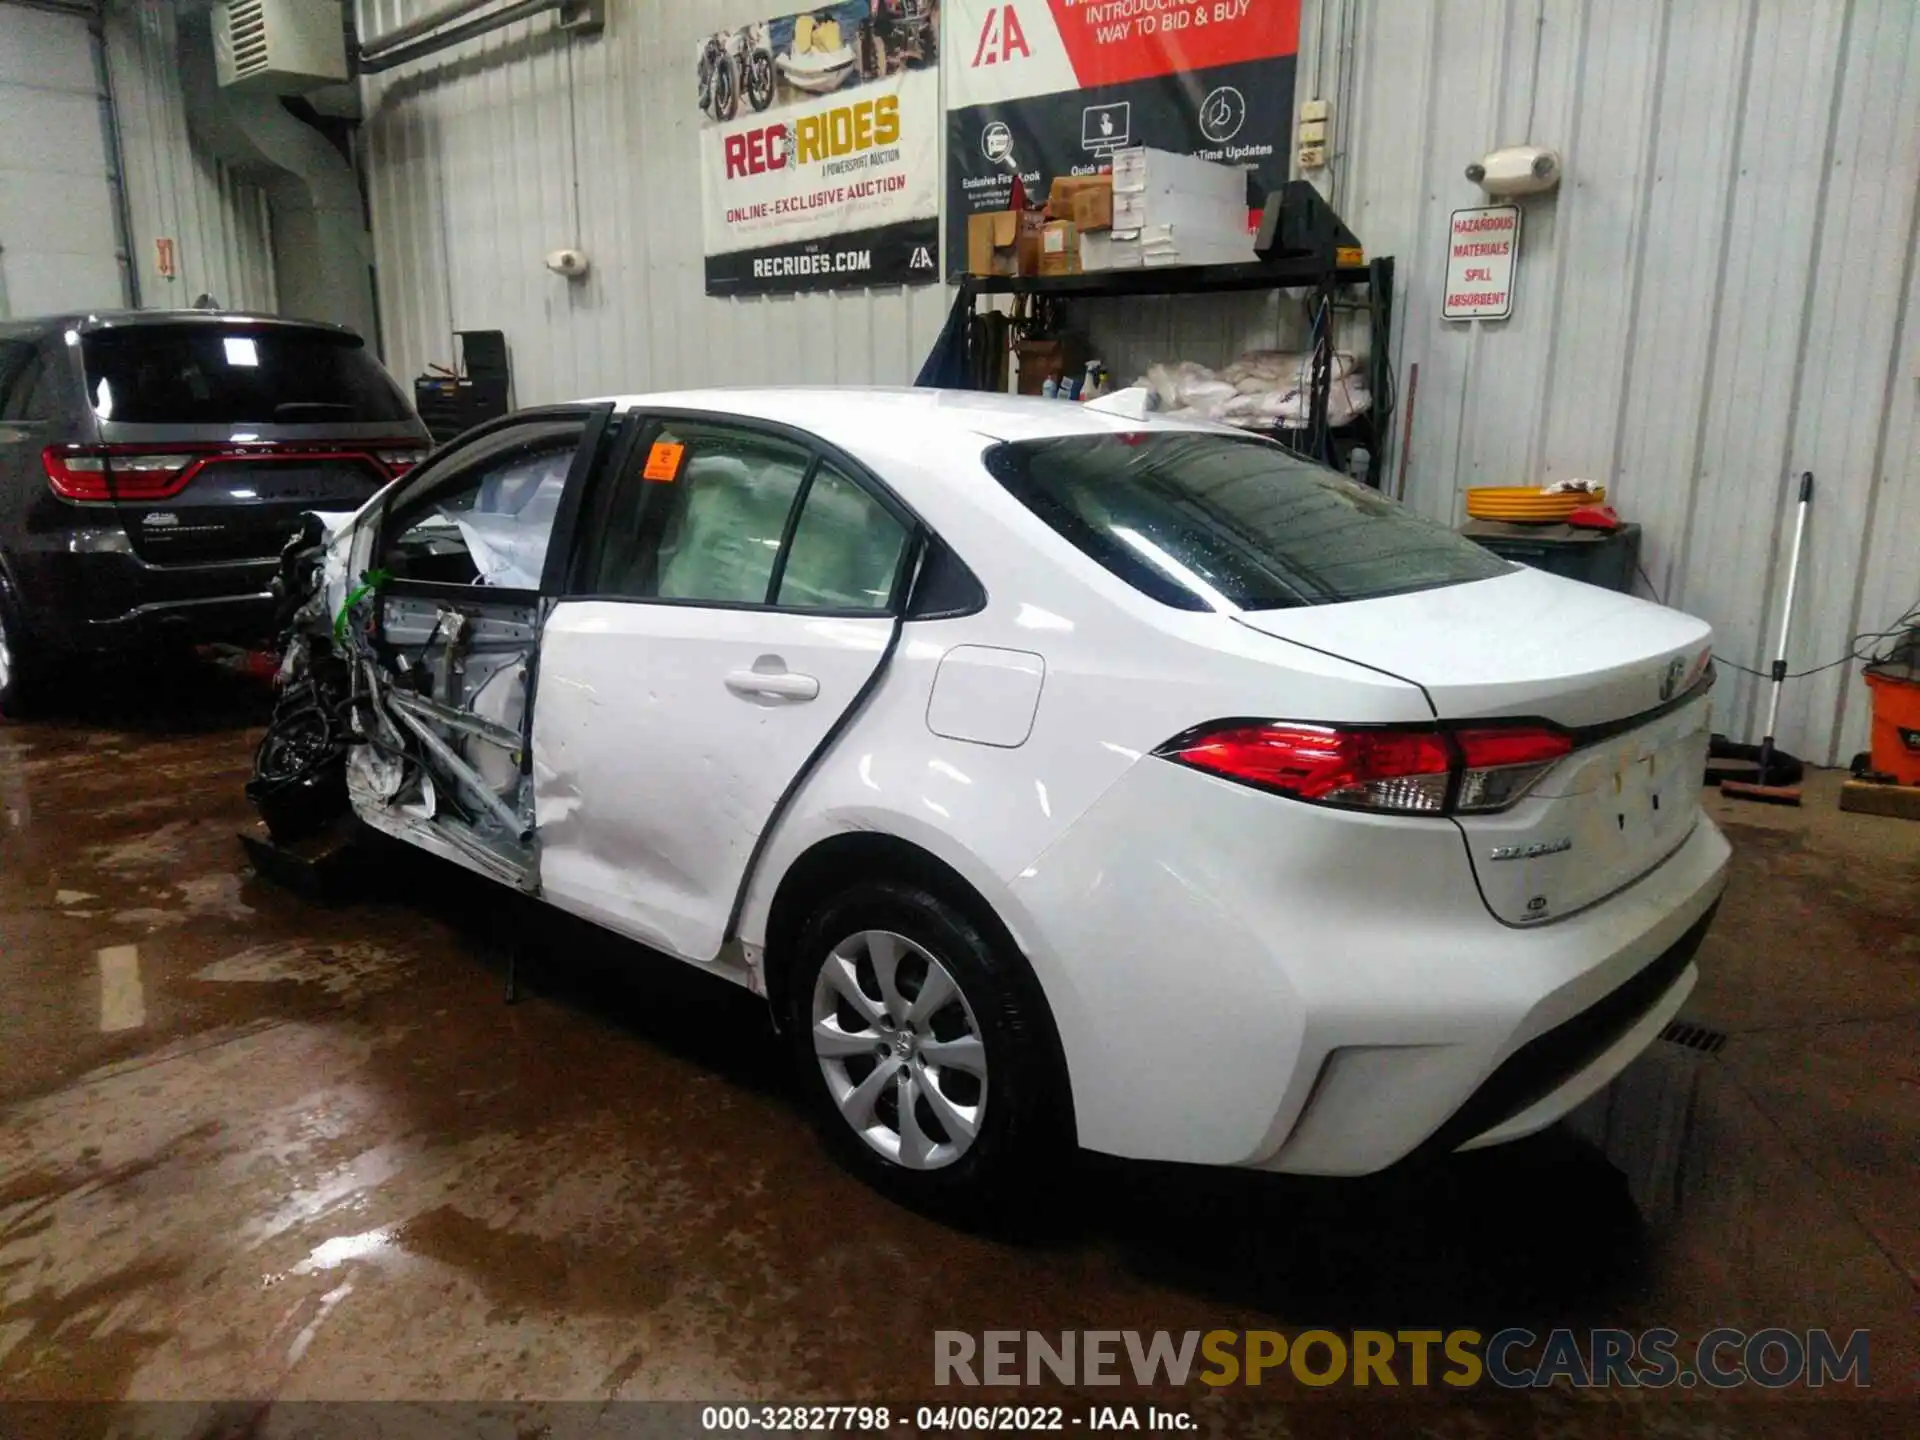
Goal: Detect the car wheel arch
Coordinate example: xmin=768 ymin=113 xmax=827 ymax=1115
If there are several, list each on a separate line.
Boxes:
xmin=0 ymin=553 xmax=26 ymax=615
xmin=0 ymin=558 xmax=33 ymax=649
xmin=758 ymin=829 xmax=1079 ymax=1147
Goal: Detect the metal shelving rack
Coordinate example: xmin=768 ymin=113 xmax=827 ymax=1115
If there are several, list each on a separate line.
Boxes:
xmin=956 ymin=183 xmax=1395 ymax=478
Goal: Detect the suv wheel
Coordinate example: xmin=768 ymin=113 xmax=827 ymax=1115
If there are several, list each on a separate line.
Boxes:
xmin=790 ymin=880 xmax=1065 ymax=1218
xmin=0 ymin=593 xmax=37 ymax=720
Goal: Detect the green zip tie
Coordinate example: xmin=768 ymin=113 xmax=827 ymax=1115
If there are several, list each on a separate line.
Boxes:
xmin=334 ymin=568 xmax=392 ymax=642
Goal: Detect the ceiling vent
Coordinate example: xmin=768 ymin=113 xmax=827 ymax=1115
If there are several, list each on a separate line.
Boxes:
xmin=213 ymin=0 xmax=348 ymax=93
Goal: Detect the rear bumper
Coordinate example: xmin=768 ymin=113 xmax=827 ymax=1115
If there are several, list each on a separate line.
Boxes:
xmin=7 ymin=543 xmax=279 ymax=652
xmin=1408 ymin=899 xmax=1714 ymax=1158
xmin=1008 ymin=758 xmax=1731 ymax=1174
xmin=80 ymin=587 xmax=278 ymax=646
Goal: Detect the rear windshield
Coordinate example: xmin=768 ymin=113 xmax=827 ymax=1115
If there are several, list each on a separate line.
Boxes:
xmin=983 ymin=432 xmax=1512 ymax=611
xmin=82 ymin=325 xmax=413 ymax=425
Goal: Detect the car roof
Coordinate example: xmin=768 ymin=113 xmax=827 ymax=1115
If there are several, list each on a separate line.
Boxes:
xmin=584 ymin=386 xmax=1222 ymax=454
xmin=0 ymin=310 xmax=364 ymax=342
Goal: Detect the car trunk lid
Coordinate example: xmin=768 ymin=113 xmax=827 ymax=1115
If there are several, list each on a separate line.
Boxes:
xmin=1234 ymin=566 xmax=1715 ymax=924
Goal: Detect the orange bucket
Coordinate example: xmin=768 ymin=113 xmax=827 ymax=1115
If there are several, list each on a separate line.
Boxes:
xmin=1863 ymin=667 xmax=1920 ymax=784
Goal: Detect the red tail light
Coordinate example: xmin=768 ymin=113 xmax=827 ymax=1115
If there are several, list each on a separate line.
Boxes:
xmin=1452 ymin=725 xmax=1574 ymax=812
xmin=375 ymin=446 xmax=428 ymax=476
xmin=43 ymin=447 xmax=193 ymax=501
xmin=1158 ymin=720 xmax=1573 ymax=815
xmin=43 ymin=441 xmax=420 ymax=501
xmin=1160 ymin=723 xmax=1457 ymax=813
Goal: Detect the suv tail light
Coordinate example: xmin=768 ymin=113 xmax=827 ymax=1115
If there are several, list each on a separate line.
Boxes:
xmin=43 ymin=447 xmax=194 ymax=501
xmin=375 ymin=446 xmax=427 ymax=476
xmin=1157 ymin=720 xmax=1572 ymax=816
xmin=43 ymin=440 xmax=420 ymax=501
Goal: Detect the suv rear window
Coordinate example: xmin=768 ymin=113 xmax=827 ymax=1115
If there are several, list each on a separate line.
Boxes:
xmin=82 ymin=325 xmax=412 ymax=425
xmin=983 ymin=432 xmax=1512 ymax=611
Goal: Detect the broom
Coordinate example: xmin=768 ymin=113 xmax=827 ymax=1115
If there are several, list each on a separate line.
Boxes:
xmin=1720 ymin=472 xmax=1813 ymax=806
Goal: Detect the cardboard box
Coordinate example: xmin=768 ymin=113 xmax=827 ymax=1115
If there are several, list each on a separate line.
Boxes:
xmin=1046 ymin=173 xmax=1103 ymax=212
xmin=966 ymin=209 xmax=1047 ymax=277
xmin=1135 ymin=222 xmax=1258 ymax=268
xmin=1112 ymin=186 xmax=1248 ymax=235
xmin=1071 ymin=181 xmax=1113 ymax=232
xmin=966 ymin=211 xmax=1016 ymax=276
xmin=1017 ymin=210 xmax=1048 ymax=274
xmin=1141 ymin=243 xmax=1259 ymax=268
xmin=1047 ymin=173 xmax=1113 ymax=231
xmin=1038 ymin=219 xmax=1081 ymax=275
xmin=1111 ymin=146 xmax=1248 ymax=203
xmin=1080 ymin=230 xmax=1142 ymax=270
xmin=1015 ymin=336 xmax=1087 ymax=395
xmin=1142 ymin=245 xmax=1260 ymax=268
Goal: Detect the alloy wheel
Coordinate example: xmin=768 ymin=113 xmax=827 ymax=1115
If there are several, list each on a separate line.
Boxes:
xmin=0 ymin=608 xmax=12 ymax=696
xmin=811 ymin=929 xmax=987 ymax=1170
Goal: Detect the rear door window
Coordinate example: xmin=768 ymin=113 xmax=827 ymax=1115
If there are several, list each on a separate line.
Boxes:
xmin=583 ymin=422 xmax=813 ymax=604
xmin=775 ymin=462 xmax=909 ymax=611
xmin=573 ymin=419 xmax=912 ymax=613
xmin=82 ymin=324 xmax=412 ymax=425
xmin=983 ymin=432 xmax=1512 ymax=612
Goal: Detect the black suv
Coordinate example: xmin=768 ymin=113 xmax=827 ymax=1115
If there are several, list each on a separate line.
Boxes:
xmin=0 ymin=311 xmax=430 ymax=714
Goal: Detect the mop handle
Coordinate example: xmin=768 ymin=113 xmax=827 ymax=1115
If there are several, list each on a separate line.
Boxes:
xmin=1761 ymin=472 xmax=1814 ymax=742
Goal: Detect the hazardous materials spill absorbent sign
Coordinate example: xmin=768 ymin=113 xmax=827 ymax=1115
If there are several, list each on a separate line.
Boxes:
xmin=1443 ymin=204 xmax=1520 ymax=320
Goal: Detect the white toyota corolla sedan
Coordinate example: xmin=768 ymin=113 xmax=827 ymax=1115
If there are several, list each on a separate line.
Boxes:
xmin=264 ymin=387 xmax=1728 ymax=1213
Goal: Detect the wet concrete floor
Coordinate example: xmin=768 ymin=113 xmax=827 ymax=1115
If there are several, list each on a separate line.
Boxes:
xmin=0 ymin=665 xmax=1914 ymax=1433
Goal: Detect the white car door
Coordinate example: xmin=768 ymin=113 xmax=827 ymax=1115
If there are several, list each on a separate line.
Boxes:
xmin=532 ymin=413 xmax=916 ymax=964
xmin=340 ymin=409 xmax=608 ymax=891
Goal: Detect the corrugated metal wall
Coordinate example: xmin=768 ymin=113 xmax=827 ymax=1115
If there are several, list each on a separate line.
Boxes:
xmin=354 ymin=0 xmax=1918 ymax=764
xmin=1316 ymin=0 xmax=1920 ymax=766
xmin=103 ymin=0 xmax=278 ymax=313
xmin=354 ymin=0 xmax=951 ymax=402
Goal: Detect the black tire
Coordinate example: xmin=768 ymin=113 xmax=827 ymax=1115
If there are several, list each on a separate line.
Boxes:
xmin=712 ymin=52 xmax=738 ymax=122
xmin=789 ymin=879 xmax=1068 ymax=1221
xmin=0 ymin=584 xmax=41 ymax=720
xmin=746 ymin=50 xmax=774 ymax=111
xmin=858 ymin=24 xmax=885 ymax=79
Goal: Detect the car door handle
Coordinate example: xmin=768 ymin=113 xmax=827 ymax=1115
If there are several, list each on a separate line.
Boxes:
xmin=725 ymin=669 xmax=820 ymax=702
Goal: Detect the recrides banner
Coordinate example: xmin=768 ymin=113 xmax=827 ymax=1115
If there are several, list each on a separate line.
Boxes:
xmin=943 ymin=0 xmax=1299 ymax=272
xmin=697 ymin=2 xmax=943 ymax=295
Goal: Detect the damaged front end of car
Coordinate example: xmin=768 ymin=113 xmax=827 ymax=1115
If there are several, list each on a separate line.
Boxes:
xmin=248 ymin=510 xmax=540 ymax=892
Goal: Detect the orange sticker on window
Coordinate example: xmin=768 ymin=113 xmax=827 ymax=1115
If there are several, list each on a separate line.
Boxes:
xmin=643 ymin=441 xmax=684 ymax=482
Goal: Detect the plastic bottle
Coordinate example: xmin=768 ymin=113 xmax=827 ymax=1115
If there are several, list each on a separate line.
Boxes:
xmin=1041 ymin=374 xmax=1059 ymax=399
xmin=1348 ymin=446 xmax=1372 ymax=488
xmin=1081 ymin=360 xmax=1102 ymax=400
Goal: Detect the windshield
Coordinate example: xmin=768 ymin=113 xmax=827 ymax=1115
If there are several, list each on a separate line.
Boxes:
xmin=983 ymin=432 xmax=1512 ymax=611
xmin=82 ymin=325 xmax=414 ymax=425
